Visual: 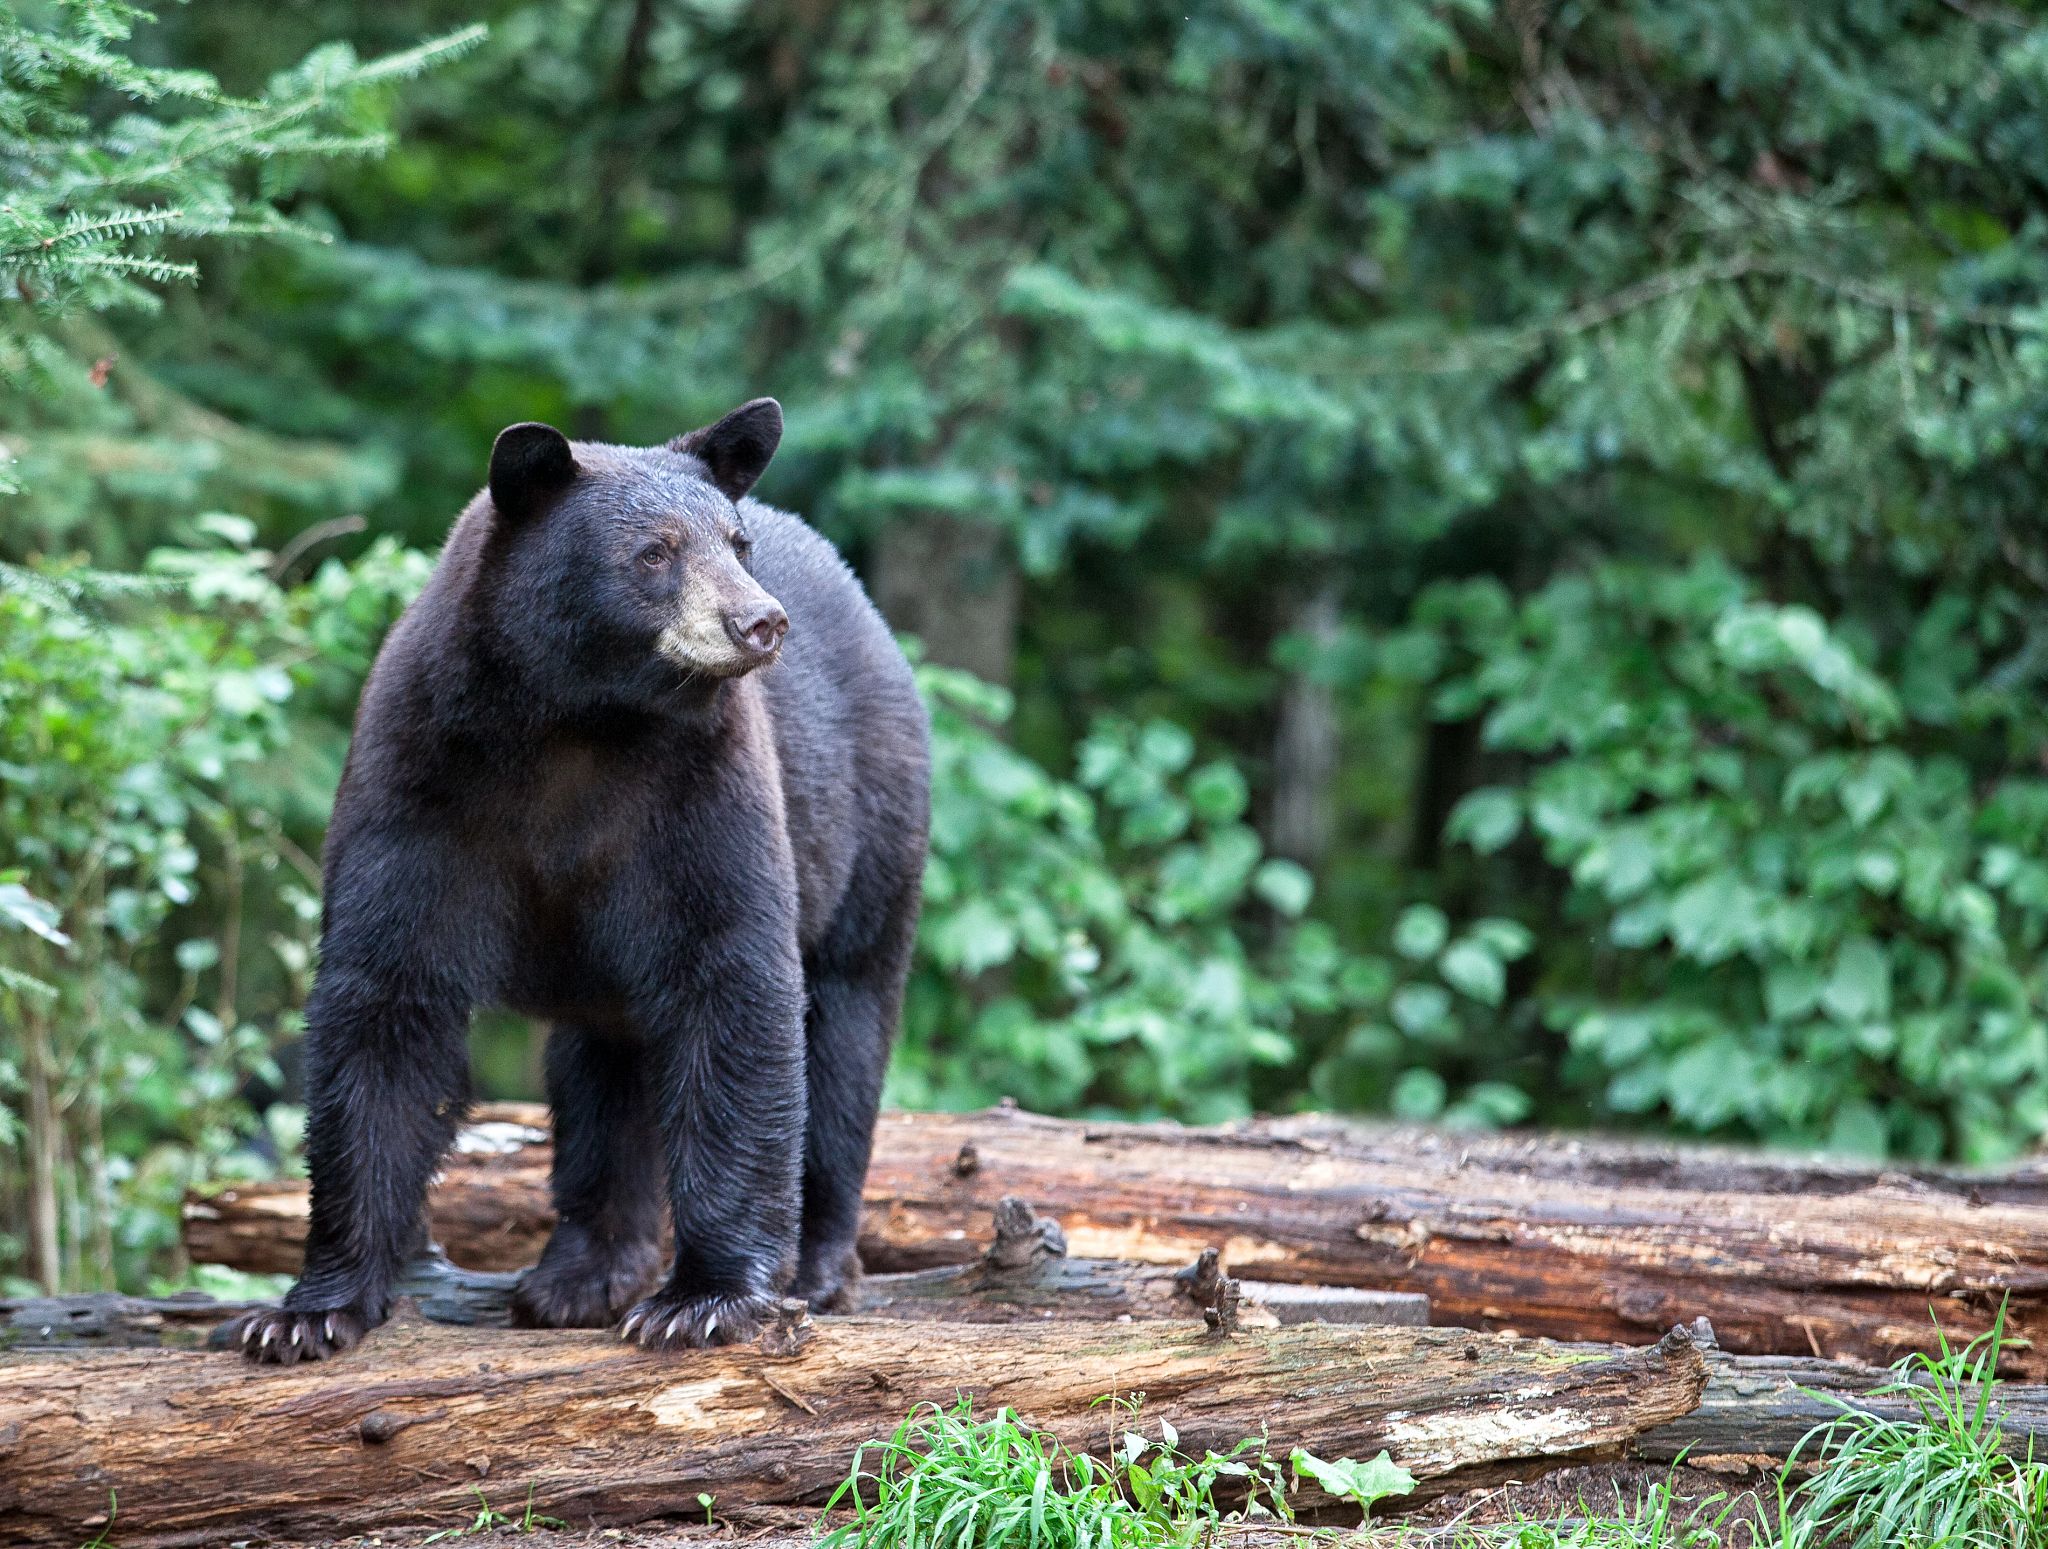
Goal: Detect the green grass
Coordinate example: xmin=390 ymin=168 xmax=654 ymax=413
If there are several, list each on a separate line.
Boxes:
xmin=817 ymin=1397 xmax=1297 ymax=1548
xmin=420 ymin=1485 xmax=566 ymax=1542
xmin=1771 ymin=1303 xmax=2046 ymax=1549
xmin=1434 ymin=1473 xmax=1759 ymax=1549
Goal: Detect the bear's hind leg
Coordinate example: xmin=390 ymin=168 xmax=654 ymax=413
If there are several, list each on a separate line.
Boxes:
xmin=510 ymin=1023 xmax=664 ymax=1329
xmin=792 ymin=866 xmax=921 ymax=1312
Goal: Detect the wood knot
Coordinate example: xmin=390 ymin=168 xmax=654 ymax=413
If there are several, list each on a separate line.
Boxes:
xmin=758 ymin=1297 xmax=814 ymax=1357
xmin=952 ymin=1142 xmax=981 ymax=1178
xmin=358 ymin=1407 xmax=443 ymax=1444
xmin=1175 ymin=1247 xmax=1225 ymax=1306
xmin=984 ymin=1197 xmax=1067 ymax=1272
xmin=1657 ymin=1318 xmax=1716 ymax=1355
xmin=1203 ymin=1276 xmax=1243 ymax=1336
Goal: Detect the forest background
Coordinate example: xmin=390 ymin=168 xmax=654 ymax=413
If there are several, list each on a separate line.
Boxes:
xmin=5 ymin=0 xmax=2048 ymax=1295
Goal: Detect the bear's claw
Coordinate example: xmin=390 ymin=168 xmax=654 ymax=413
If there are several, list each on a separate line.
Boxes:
xmin=226 ymin=1305 xmax=369 ymax=1365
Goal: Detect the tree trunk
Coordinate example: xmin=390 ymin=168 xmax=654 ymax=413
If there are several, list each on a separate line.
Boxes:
xmin=185 ymin=1104 xmax=2048 ymax=1376
xmin=0 ymin=1315 xmax=1709 ymax=1549
xmin=869 ymin=512 xmax=1019 ymax=686
xmin=1267 ymin=580 xmax=1343 ymax=869
xmin=22 ymin=1010 xmax=61 ymax=1294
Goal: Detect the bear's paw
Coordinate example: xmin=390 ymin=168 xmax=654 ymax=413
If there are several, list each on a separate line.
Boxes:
xmin=511 ymin=1237 xmax=662 ymax=1329
xmin=617 ymin=1287 xmax=781 ymax=1351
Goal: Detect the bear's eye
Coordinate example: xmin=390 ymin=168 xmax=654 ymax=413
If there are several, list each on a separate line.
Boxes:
xmin=731 ymin=532 xmax=752 ymax=562
xmin=637 ymin=543 xmax=671 ymax=571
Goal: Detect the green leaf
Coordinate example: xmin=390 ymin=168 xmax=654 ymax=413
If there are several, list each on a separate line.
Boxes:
xmin=929 ymin=899 xmax=1018 ymax=975
xmin=1290 ymin=1449 xmax=1417 ymax=1511
xmin=1252 ymin=858 xmax=1313 ymax=917
xmin=1393 ymin=904 xmax=1449 ymax=961
xmin=1391 ymin=983 xmax=1452 ymax=1037
xmin=1822 ymin=937 xmax=1892 ymax=1024
xmin=1440 ymin=939 xmax=1506 ymax=1005
xmin=0 ymin=882 xmax=70 ymax=948
xmin=1187 ymin=761 xmax=1249 ymax=821
xmin=1390 ymin=1067 xmax=1446 ymax=1120
xmin=174 ymin=937 xmax=221 ymax=973
xmin=1447 ymin=787 xmax=1521 ymax=853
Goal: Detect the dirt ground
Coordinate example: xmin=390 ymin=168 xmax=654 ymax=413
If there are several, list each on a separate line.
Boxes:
xmin=266 ymin=1461 xmax=1777 ymax=1547
xmin=1403 ymin=1461 xmax=1775 ymax=1541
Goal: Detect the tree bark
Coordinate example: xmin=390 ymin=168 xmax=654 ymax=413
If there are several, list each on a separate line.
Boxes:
xmin=186 ymin=1104 xmax=2048 ymax=1376
xmin=22 ymin=1009 xmax=61 ymax=1294
xmin=0 ymin=1315 xmax=1708 ymax=1549
xmin=868 ymin=512 xmax=1019 ymax=686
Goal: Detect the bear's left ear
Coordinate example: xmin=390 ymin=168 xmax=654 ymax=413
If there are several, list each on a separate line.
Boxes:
xmin=489 ymin=422 xmax=578 ymax=524
xmin=671 ymin=397 xmax=783 ymax=502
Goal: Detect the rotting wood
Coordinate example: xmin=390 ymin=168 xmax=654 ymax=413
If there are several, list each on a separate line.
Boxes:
xmin=0 ymin=1313 xmax=1709 ymax=1549
xmin=14 ymin=1292 xmax=2042 ymax=1484
xmin=184 ymin=1103 xmax=2048 ymax=1375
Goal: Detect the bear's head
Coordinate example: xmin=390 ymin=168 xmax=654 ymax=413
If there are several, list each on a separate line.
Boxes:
xmin=480 ymin=398 xmax=789 ymax=702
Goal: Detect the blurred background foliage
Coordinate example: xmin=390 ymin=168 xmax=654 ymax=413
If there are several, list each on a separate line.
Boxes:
xmin=3 ymin=0 xmax=2047 ymax=1293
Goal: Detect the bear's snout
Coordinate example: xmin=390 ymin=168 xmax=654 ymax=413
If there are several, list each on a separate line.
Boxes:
xmin=724 ymin=602 xmax=790 ymax=662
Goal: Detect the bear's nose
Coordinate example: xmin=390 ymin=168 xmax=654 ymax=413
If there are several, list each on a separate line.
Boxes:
xmin=725 ymin=604 xmax=789 ymax=659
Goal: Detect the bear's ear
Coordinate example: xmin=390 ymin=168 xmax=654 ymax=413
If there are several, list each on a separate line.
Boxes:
xmin=488 ymin=422 xmax=578 ymax=523
xmin=670 ymin=397 xmax=783 ymax=502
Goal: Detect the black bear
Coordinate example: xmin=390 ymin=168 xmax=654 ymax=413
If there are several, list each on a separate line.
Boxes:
xmin=231 ymin=398 xmax=929 ymax=1362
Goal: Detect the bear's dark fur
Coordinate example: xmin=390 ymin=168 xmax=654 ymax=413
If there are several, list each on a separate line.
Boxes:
xmin=230 ymin=399 xmax=928 ymax=1362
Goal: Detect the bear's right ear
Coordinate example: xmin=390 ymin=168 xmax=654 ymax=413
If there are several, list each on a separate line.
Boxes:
xmin=488 ymin=423 xmax=577 ymax=523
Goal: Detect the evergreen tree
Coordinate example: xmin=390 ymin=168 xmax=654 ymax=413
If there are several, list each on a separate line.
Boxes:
xmin=0 ymin=0 xmax=481 ymax=561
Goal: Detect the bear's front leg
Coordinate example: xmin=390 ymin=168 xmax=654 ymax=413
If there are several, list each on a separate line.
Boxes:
xmin=228 ymin=964 xmax=472 ymax=1363
xmin=617 ymin=917 xmax=806 ymax=1351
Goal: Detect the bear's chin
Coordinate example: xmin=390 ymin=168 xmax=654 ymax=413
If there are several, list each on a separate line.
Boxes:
xmin=653 ymin=645 xmax=774 ymax=681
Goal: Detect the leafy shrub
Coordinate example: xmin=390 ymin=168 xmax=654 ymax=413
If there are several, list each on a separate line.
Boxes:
xmin=0 ymin=0 xmax=481 ymax=552
xmin=1409 ymin=559 xmax=2048 ymax=1162
xmin=0 ymin=526 xmax=428 ymax=1292
xmin=900 ymin=661 xmax=1528 ymax=1123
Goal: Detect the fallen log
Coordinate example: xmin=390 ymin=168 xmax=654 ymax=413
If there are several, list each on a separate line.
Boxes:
xmin=1640 ymin=1349 xmax=2048 ymax=1469
xmin=0 ymin=1312 xmax=1708 ymax=1549
xmin=16 ymin=1284 xmax=2041 ymax=1475
xmin=185 ymin=1104 xmax=2048 ymax=1376
xmin=7 ymin=1205 xmax=1426 ymax=1349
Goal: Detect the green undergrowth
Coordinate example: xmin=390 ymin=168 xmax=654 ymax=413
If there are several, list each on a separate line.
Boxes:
xmin=1769 ymin=1303 xmax=2045 ymax=1549
xmin=815 ymin=1311 xmax=2046 ymax=1549
xmin=816 ymin=1394 xmax=1418 ymax=1547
